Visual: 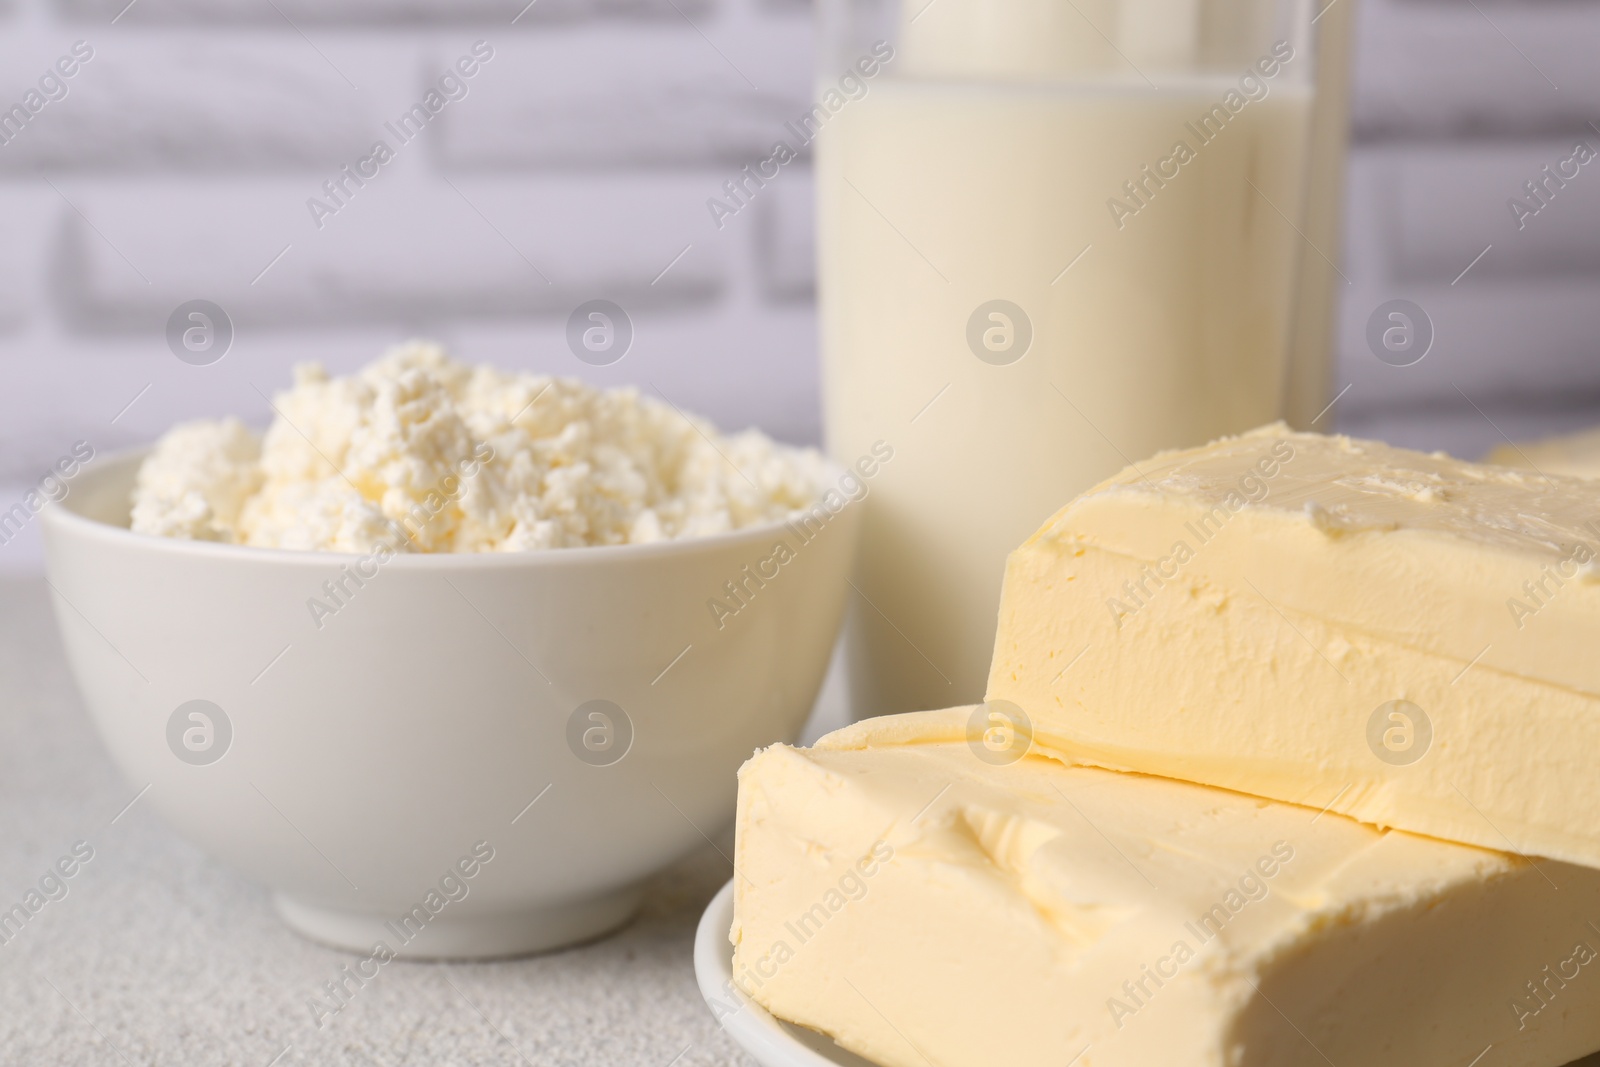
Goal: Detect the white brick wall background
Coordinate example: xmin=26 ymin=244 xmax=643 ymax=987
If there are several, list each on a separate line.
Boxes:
xmin=2 ymin=0 xmax=1598 ymax=568
xmin=1338 ymin=0 xmax=1600 ymax=449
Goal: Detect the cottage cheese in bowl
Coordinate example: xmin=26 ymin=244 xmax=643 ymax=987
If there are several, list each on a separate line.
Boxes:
xmin=47 ymin=342 xmax=861 ymax=958
xmin=131 ymin=340 xmax=829 ymax=553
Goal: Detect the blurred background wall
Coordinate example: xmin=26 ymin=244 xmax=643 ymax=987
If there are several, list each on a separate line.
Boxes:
xmin=1 ymin=0 xmax=1597 ymax=567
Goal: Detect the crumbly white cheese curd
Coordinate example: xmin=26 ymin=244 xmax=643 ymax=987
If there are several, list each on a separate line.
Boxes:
xmin=130 ymin=341 xmax=830 ymax=553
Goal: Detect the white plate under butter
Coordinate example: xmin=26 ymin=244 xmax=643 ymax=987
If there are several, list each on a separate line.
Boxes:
xmin=695 ymin=879 xmax=879 ymax=1067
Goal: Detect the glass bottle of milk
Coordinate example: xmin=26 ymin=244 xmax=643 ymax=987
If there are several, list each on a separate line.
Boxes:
xmin=817 ymin=0 xmax=1349 ymax=716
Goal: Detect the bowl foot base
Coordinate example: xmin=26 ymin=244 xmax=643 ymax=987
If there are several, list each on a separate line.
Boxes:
xmin=273 ymin=885 xmax=644 ymax=960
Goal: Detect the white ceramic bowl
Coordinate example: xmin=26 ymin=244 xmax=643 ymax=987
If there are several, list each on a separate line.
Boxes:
xmin=42 ymin=451 xmax=859 ymax=958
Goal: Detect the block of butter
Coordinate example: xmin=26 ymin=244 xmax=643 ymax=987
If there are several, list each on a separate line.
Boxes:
xmin=1487 ymin=426 xmax=1600 ymax=480
xmin=732 ymin=712 xmax=1600 ymax=1067
xmin=988 ymin=425 xmax=1600 ymax=868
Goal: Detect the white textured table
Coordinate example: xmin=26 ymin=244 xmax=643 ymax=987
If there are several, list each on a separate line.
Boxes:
xmin=7 ymin=573 xmax=1600 ymax=1067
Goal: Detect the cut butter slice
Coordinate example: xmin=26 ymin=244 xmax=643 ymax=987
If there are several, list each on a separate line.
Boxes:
xmin=731 ymin=711 xmax=1600 ymax=1067
xmin=988 ymin=425 xmax=1600 ymax=868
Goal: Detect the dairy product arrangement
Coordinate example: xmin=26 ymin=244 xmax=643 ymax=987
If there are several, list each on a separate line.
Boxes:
xmin=716 ymin=0 xmax=1600 ymax=1061
xmin=728 ymin=426 xmax=1600 ymax=1067
xmin=129 ymin=342 xmax=828 ymax=553
xmin=28 ymin=0 xmax=1592 ymax=1055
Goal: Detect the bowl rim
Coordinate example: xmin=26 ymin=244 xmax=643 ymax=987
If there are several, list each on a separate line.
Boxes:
xmin=43 ymin=446 xmax=859 ymax=570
